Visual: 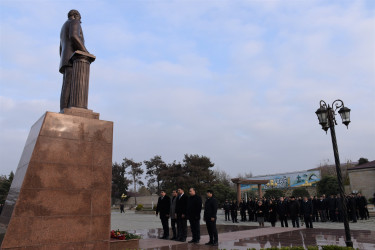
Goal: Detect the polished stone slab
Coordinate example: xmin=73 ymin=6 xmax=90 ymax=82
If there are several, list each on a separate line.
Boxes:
xmin=0 ymin=111 xmax=113 ymax=249
xmin=137 ymin=227 xmax=375 ymax=250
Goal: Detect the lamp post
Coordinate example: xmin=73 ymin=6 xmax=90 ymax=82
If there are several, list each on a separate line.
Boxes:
xmin=315 ymin=99 xmax=352 ymax=247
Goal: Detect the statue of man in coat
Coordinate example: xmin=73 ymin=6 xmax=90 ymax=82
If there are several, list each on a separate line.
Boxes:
xmin=59 ymin=9 xmax=88 ymax=111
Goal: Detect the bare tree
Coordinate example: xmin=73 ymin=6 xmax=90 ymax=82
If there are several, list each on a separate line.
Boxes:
xmin=124 ymin=158 xmax=144 ymax=205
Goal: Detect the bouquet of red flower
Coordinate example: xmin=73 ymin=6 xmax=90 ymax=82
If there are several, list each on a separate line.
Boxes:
xmin=110 ymin=230 xmax=141 ymax=241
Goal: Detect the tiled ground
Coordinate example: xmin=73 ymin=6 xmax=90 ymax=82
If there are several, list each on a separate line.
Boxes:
xmin=137 ymin=227 xmax=375 ymax=249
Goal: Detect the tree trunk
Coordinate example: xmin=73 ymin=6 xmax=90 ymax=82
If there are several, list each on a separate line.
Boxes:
xmin=133 ymin=176 xmax=137 ymax=205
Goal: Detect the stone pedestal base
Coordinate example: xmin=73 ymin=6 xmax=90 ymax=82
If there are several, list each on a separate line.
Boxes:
xmin=62 ymin=107 xmax=100 ymax=119
xmin=0 ymin=110 xmax=113 ymax=249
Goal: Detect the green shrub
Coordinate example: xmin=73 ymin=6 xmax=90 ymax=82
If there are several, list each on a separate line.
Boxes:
xmin=317 ymin=176 xmax=339 ymax=196
xmin=292 ymin=187 xmax=310 ymax=198
xmin=321 ymin=246 xmax=356 ymax=250
xmin=135 ymin=204 xmax=144 ymax=211
xmin=264 ymin=189 xmax=284 ymax=199
xmin=307 ymin=247 xmax=319 ymax=250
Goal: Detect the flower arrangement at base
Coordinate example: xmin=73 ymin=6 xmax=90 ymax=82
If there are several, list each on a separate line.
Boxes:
xmin=110 ymin=229 xmax=141 ymax=241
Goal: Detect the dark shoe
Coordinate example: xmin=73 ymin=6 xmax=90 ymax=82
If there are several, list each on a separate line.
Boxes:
xmin=179 ymin=238 xmax=186 ymax=242
xmin=170 ymin=237 xmax=177 ymax=240
xmin=205 ymin=242 xmax=213 ymax=245
xmin=188 ymin=240 xmax=195 ymax=243
xmin=212 ymin=242 xmax=218 ymax=246
xmin=158 ymin=236 xmax=165 ymax=239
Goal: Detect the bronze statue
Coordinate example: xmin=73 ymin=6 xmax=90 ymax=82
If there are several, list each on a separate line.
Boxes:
xmin=59 ymin=10 xmax=93 ymax=111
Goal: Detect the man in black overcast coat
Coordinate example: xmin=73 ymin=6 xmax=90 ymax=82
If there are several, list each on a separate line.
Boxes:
xmin=277 ymin=197 xmax=288 ymax=227
xmin=175 ymin=187 xmax=188 ymax=242
xmin=156 ymin=190 xmax=171 ymax=239
xmin=169 ymin=190 xmax=178 ymax=240
xmin=301 ymin=196 xmax=313 ymax=228
xmin=187 ymin=188 xmax=202 ymax=243
xmin=204 ymin=190 xmax=218 ymax=246
xmin=288 ymin=196 xmax=300 ymax=228
xmin=327 ymin=195 xmax=337 ymax=222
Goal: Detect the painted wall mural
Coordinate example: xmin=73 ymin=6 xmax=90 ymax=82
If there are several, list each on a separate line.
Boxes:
xmin=241 ymin=170 xmax=321 ymax=191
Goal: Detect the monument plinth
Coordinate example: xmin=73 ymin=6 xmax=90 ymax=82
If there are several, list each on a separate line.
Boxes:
xmin=0 ymin=110 xmax=113 ymax=249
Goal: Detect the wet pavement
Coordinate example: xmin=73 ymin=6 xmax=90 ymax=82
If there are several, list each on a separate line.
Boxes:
xmin=219 ymin=228 xmax=375 ymax=250
xmin=128 ymin=224 xmax=258 ymax=239
xmin=132 ymin=225 xmax=375 ymax=249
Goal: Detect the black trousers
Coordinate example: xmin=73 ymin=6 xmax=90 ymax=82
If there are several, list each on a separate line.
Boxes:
xmin=189 ymin=219 xmax=200 ymax=241
xmin=206 ymin=219 xmax=218 ymax=243
xmin=177 ymin=218 xmax=187 ymax=240
xmin=161 ymin=217 xmax=169 ymax=237
xmin=291 ymin=217 xmax=299 ymax=228
xmin=171 ymin=219 xmax=177 ymax=238
xmin=304 ymin=215 xmax=313 ymax=228
xmin=359 ymin=207 xmax=366 ymax=219
xmin=60 ymin=67 xmax=73 ymax=111
xmin=329 ymin=210 xmax=336 ymax=221
xmin=225 ymin=210 xmax=230 ymax=220
xmin=231 ymin=211 xmax=237 ymax=222
xmin=319 ymin=210 xmax=327 ymax=222
xmin=241 ymin=210 xmax=247 ymax=221
xmin=279 ymin=215 xmax=288 ymax=227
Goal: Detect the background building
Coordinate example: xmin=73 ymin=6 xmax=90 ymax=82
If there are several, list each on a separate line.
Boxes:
xmin=348 ymin=160 xmax=375 ymax=200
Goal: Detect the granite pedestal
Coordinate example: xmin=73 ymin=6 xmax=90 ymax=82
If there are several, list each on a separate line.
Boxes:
xmin=0 ymin=109 xmax=113 ymax=249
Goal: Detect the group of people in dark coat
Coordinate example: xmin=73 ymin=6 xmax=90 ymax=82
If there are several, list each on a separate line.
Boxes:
xmin=156 ymin=188 xmax=219 ymax=246
xmin=222 ymin=193 xmax=370 ymax=228
xmin=317 ymin=193 xmax=370 ymax=223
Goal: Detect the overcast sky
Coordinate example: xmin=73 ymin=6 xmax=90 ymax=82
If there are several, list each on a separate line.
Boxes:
xmin=1 ymin=0 xmax=374 ymax=178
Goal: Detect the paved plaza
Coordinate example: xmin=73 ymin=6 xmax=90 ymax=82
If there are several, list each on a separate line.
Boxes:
xmin=111 ymin=209 xmax=375 ymax=249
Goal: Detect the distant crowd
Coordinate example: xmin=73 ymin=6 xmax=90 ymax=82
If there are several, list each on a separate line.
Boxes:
xmin=223 ymin=193 xmax=370 ymax=228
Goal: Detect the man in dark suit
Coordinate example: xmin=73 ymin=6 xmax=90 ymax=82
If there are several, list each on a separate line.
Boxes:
xmin=288 ymin=196 xmax=300 ymax=228
xmin=301 ymin=196 xmax=313 ymax=228
xmin=277 ymin=197 xmax=288 ymax=227
xmin=187 ymin=188 xmax=202 ymax=243
xmin=317 ymin=195 xmax=327 ymax=222
xmin=59 ymin=9 xmax=88 ymax=111
xmin=327 ymin=195 xmax=337 ymax=222
xmin=204 ymin=190 xmax=218 ymax=246
xmin=169 ymin=190 xmax=178 ymax=240
xmin=175 ymin=187 xmax=188 ymax=242
xmin=156 ymin=190 xmax=171 ymax=239
xmin=231 ymin=200 xmax=238 ymax=223
xmin=223 ymin=199 xmax=231 ymax=221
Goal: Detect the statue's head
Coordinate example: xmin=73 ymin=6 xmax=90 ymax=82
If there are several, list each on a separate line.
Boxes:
xmin=68 ymin=10 xmax=81 ymax=20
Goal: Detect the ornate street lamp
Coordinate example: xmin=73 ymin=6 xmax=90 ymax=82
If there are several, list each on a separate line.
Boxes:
xmin=315 ymin=99 xmax=352 ymax=247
